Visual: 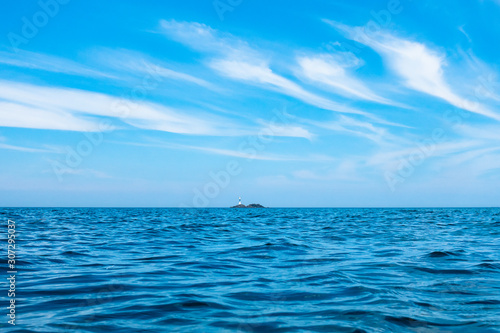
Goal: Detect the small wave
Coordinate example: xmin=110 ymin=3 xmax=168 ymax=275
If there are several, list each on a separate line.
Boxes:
xmin=427 ymin=250 xmax=461 ymax=257
xmin=465 ymin=299 xmax=500 ymax=305
xmin=476 ymin=262 xmax=500 ymax=270
xmin=156 ymin=318 xmax=197 ymax=325
xmin=131 ymin=255 xmax=179 ymax=261
xmin=61 ymin=250 xmax=90 ymax=256
xmin=385 ymin=315 xmax=476 ymax=328
xmin=415 ymin=267 xmax=474 ymax=275
xmin=225 ymin=291 xmax=334 ymax=302
xmin=209 ymin=320 xmax=286 ymax=332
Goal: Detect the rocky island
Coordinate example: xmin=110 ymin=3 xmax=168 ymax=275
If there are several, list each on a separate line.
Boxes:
xmin=231 ymin=197 xmax=265 ymax=208
xmin=231 ymin=203 xmax=265 ymax=208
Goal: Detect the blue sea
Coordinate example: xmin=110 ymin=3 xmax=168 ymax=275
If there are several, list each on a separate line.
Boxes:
xmin=2 ymin=208 xmax=500 ymax=332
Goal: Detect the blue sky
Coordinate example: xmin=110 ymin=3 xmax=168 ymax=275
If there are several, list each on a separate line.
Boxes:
xmin=1 ymin=0 xmax=500 ymax=207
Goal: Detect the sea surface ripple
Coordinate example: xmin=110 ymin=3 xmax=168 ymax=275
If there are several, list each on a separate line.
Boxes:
xmin=1 ymin=208 xmax=500 ymax=332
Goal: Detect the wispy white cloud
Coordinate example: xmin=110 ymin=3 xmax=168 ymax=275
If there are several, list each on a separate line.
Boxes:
xmin=0 ymin=50 xmax=112 ymax=78
xmin=178 ymin=144 xmax=304 ymax=161
xmin=111 ymin=139 xmax=329 ymax=161
xmin=296 ymin=53 xmax=393 ymax=105
xmin=327 ymin=21 xmax=500 ymax=121
xmin=254 ymin=120 xmax=314 ymax=140
xmin=312 ymin=115 xmax=386 ymax=143
xmin=464 ymin=152 xmax=500 ymax=177
xmin=456 ymin=124 xmax=500 ymax=141
xmin=0 ymin=48 xmax=218 ymax=96
xmin=0 ymin=142 xmax=58 ymax=153
xmin=368 ymin=140 xmax=483 ymax=169
xmin=458 ymin=25 xmax=472 ymax=43
xmin=425 ymin=145 xmax=500 ymax=181
xmin=0 ymin=80 xmax=240 ymax=135
xmin=42 ymin=165 xmax=112 ymax=178
xmin=159 ymin=20 xmax=259 ymax=60
xmin=159 ymin=19 xmax=371 ymax=117
xmin=65 ymin=168 xmax=112 ymax=178
xmin=0 ymin=101 xmax=106 ymax=132
xmin=292 ymin=139 xmax=500 ymax=185
xmin=209 ymin=59 xmax=367 ymax=116
xmin=456 ymin=49 xmax=500 ymax=102
xmin=90 ymin=48 xmax=217 ymax=90
xmin=0 ymin=79 xmax=314 ymax=139
xmin=297 ymin=114 xmax=408 ymax=147
xmin=292 ymin=160 xmax=363 ymax=182
xmin=438 ymin=146 xmax=500 ymax=168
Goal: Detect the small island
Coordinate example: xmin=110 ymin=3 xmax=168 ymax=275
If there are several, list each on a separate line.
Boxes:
xmin=231 ymin=197 xmax=265 ymax=208
xmin=231 ymin=203 xmax=265 ymax=208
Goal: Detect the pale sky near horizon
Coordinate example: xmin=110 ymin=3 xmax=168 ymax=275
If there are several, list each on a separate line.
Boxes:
xmin=1 ymin=0 xmax=500 ymax=207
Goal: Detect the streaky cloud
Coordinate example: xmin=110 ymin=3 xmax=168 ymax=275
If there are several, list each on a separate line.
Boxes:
xmin=159 ymin=19 xmax=371 ymax=117
xmin=296 ymin=53 xmax=394 ymax=105
xmin=326 ymin=20 xmax=500 ymax=121
xmin=209 ymin=59 xmax=368 ymax=116
xmin=0 ymin=80 xmax=230 ymax=135
xmin=110 ymin=140 xmax=326 ymax=161
xmin=90 ymin=48 xmax=217 ymax=90
xmin=0 ymin=80 xmax=313 ymax=139
xmin=0 ymin=141 xmax=59 ymax=153
xmin=0 ymin=50 xmax=112 ymax=78
xmin=0 ymin=101 xmax=107 ymax=132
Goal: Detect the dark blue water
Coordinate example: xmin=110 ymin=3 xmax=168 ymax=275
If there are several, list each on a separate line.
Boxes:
xmin=1 ymin=208 xmax=500 ymax=332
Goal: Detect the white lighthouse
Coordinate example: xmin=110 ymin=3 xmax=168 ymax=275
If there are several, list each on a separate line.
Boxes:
xmin=238 ymin=196 xmax=242 ymax=205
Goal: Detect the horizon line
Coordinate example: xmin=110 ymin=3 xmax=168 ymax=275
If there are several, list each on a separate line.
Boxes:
xmin=1 ymin=206 xmax=499 ymax=209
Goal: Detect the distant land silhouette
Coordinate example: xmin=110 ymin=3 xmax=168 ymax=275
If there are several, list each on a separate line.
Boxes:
xmin=231 ymin=203 xmax=265 ymax=208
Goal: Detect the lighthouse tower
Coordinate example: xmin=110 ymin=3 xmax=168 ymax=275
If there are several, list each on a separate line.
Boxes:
xmin=238 ymin=196 xmax=242 ymax=205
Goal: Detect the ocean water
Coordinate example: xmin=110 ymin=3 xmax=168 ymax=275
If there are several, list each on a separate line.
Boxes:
xmin=1 ymin=208 xmax=500 ymax=333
